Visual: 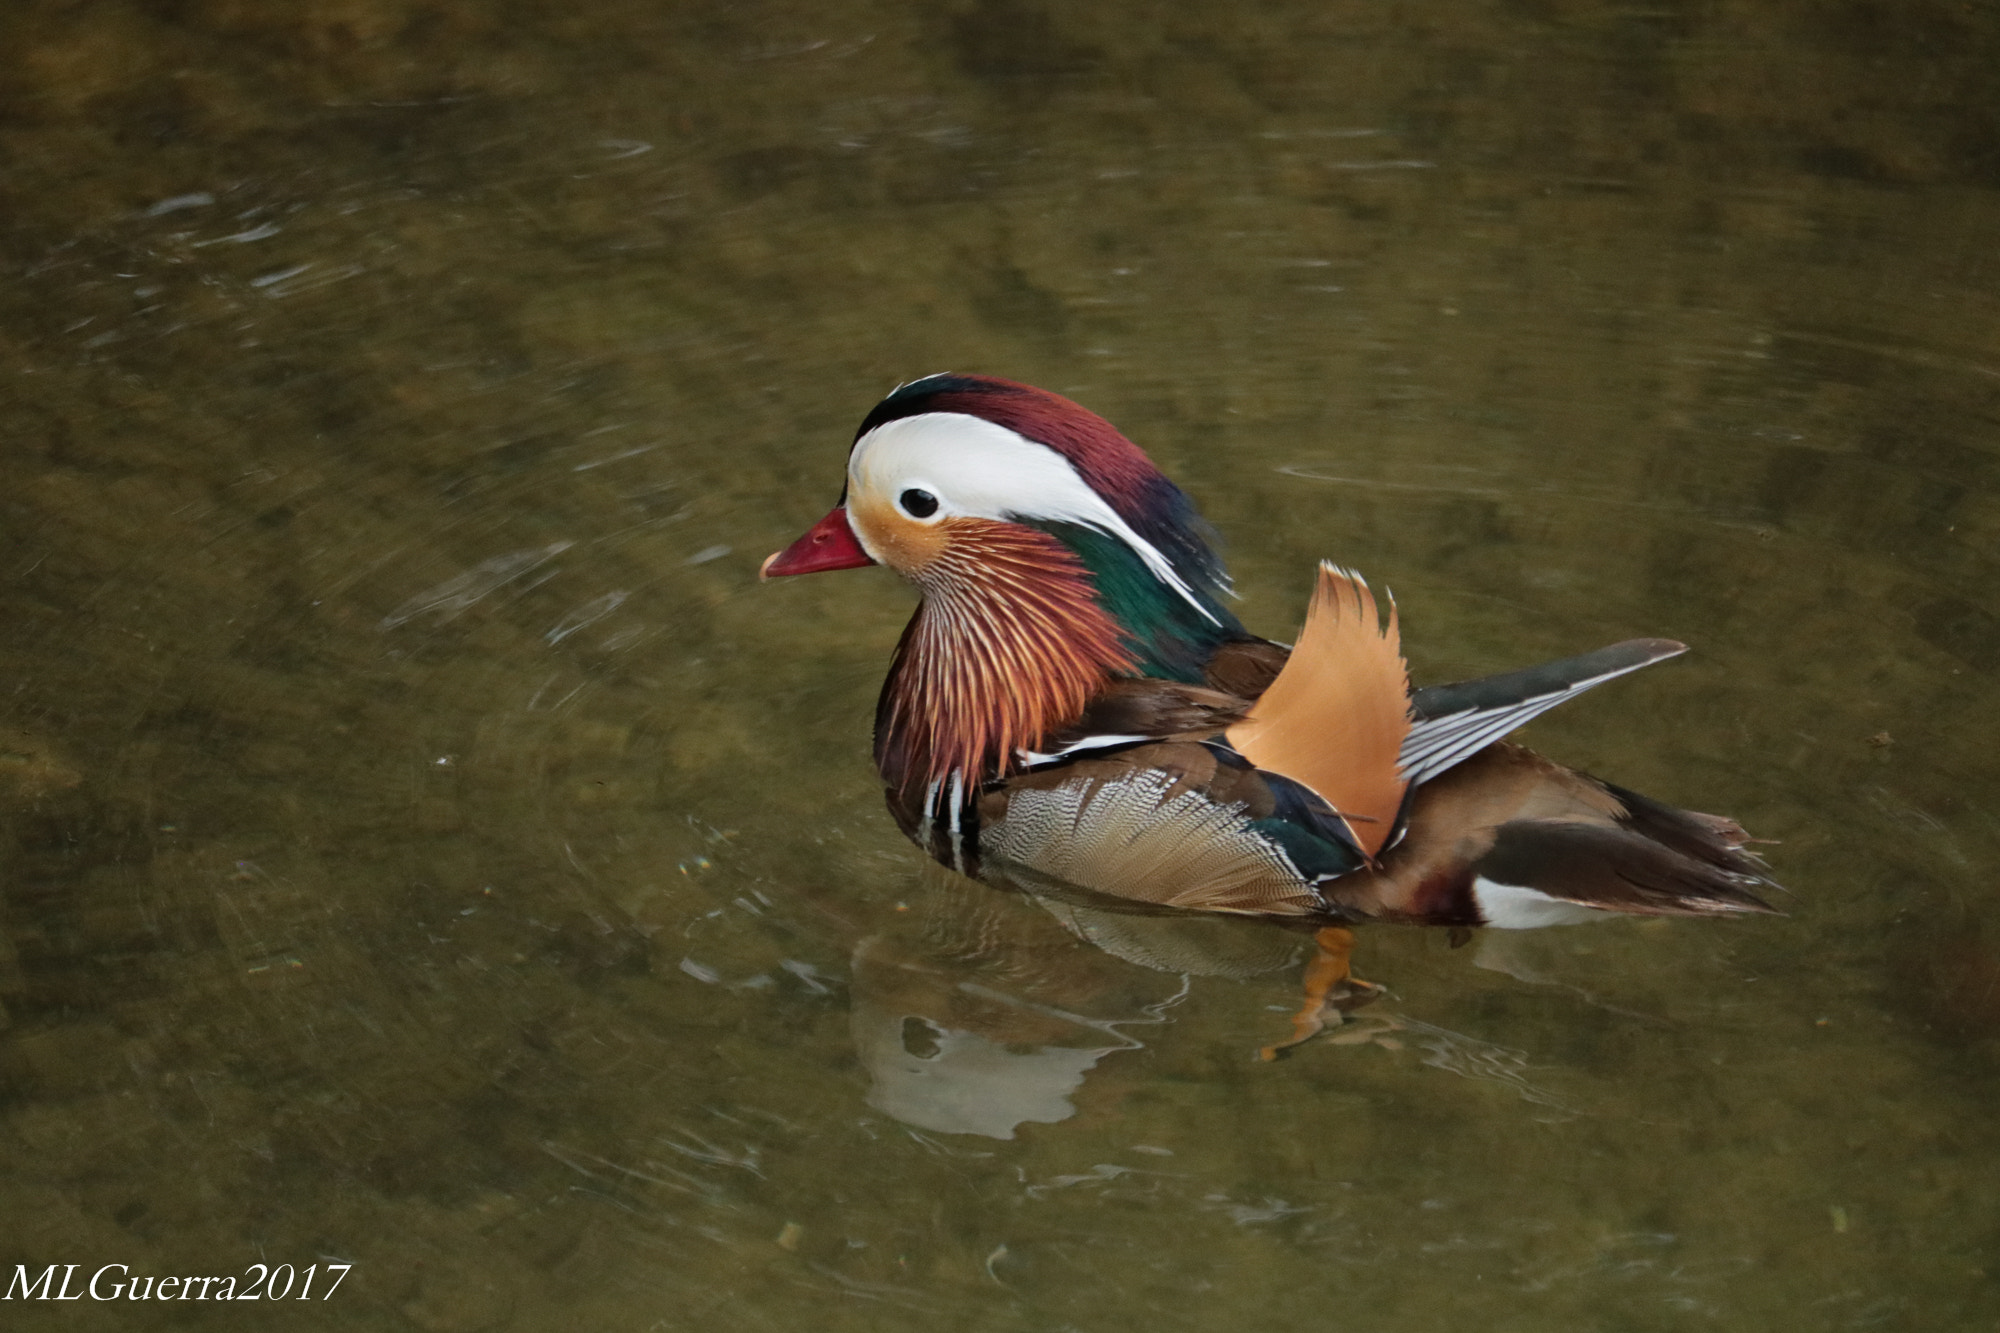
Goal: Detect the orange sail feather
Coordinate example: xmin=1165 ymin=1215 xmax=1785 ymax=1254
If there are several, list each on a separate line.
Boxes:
xmin=1225 ymin=564 xmax=1411 ymax=858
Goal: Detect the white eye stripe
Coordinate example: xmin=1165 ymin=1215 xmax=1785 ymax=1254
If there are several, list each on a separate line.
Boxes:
xmin=849 ymin=412 xmax=1218 ymax=624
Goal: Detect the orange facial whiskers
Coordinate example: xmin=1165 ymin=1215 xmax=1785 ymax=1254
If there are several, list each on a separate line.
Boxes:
xmin=874 ymin=519 xmax=1136 ymax=797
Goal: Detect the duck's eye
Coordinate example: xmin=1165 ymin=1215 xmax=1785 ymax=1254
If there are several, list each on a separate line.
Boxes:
xmin=898 ymin=488 xmax=940 ymax=519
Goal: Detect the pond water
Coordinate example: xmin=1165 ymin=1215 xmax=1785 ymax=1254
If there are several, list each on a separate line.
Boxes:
xmin=4 ymin=1 xmax=2000 ymax=1329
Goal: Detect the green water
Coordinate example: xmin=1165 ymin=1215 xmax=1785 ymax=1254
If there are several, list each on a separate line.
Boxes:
xmin=4 ymin=1 xmax=1999 ymax=1328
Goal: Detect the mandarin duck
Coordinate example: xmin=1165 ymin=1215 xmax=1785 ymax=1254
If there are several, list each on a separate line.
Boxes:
xmin=762 ymin=375 xmax=1777 ymax=999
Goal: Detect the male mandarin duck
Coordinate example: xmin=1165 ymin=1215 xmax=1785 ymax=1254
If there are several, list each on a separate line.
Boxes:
xmin=762 ymin=374 xmax=1777 ymax=993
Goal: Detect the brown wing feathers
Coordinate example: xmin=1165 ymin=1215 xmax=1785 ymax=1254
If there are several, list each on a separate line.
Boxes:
xmin=1225 ymin=564 xmax=1412 ymax=858
xmin=1475 ymin=819 xmax=1776 ymax=916
xmin=1315 ymin=744 xmax=1778 ymax=922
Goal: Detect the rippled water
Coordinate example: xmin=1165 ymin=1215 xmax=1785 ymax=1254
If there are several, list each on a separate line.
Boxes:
xmin=5 ymin=1 xmax=2000 ymax=1328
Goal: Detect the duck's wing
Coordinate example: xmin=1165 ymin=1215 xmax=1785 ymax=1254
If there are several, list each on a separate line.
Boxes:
xmin=888 ymin=673 xmax=1292 ymax=901
xmin=1018 ymin=678 xmax=1249 ymax=765
xmin=1201 ymin=636 xmax=1289 ymax=699
xmin=1399 ymin=638 xmax=1687 ymax=787
xmin=1200 ymin=628 xmax=1692 ymax=789
xmin=996 ymin=565 xmax=1414 ymax=905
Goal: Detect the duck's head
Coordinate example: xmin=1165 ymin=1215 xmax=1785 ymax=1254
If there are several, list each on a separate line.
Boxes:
xmin=762 ymin=374 xmax=1240 ymax=680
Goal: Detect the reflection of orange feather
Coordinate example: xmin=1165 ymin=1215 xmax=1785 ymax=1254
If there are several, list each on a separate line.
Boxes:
xmin=1225 ymin=565 xmax=1411 ymax=858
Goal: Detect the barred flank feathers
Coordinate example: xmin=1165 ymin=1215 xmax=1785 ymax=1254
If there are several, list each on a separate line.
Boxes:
xmin=986 ymin=770 xmax=1317 ymax=916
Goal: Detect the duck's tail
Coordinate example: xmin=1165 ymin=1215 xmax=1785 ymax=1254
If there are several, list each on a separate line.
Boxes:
xmin=1325 ymin=742 xmax=1780 ymax=928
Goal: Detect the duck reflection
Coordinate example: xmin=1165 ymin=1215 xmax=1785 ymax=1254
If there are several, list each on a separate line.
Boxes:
xmin=850 ymin=876 xmax=1328 ymax=1139
xmin=849 ymin=874 xmax=1673 ymax=1135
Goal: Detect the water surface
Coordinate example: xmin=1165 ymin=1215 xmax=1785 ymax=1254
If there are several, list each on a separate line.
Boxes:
xmin=4 ymin=1 xmax=2000 ymax=1329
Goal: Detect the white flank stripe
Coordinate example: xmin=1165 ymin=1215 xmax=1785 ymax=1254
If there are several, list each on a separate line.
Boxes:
xmin=1471 ymin=877 xmax=1612 ymax=929
xmin=947 ymin=770 xmax=968 ymax=875
xmin=1017 ymin=733 xmax=1151 ymax=766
